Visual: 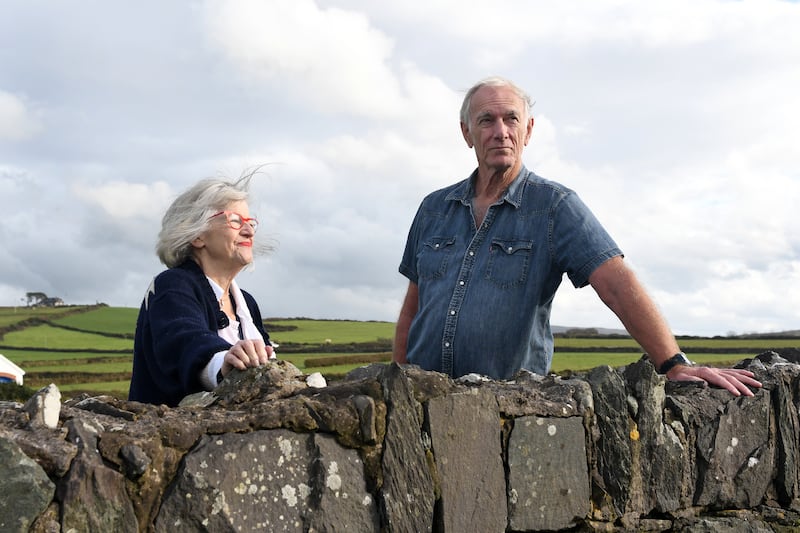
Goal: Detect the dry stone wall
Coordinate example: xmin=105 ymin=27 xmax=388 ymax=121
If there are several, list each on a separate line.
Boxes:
xmin=2 ymin=352 xmax=800 ymax=532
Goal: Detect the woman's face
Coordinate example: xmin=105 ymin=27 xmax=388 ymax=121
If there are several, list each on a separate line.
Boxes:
xmin=192 ymin=200 xmax=256 ymax=272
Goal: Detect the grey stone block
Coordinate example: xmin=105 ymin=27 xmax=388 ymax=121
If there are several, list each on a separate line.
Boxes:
xmin=427 ymin=389 xmax=507 ymax=533
xmin=507 ymin=416 xmax=590 ymax=531
xmin=307 ymin=434 xmax=378 ymax=532
xmin=380 ymin=363 xmax=435 ymax=533
xmin=0 ymin=437 xmax=55 ymax=533
xmin=156 ymin=429 xmax=314 ymax=532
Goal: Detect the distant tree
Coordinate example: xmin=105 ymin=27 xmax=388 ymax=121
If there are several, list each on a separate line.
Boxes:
xmin=26 ymin=292 xmax=48 ymax=306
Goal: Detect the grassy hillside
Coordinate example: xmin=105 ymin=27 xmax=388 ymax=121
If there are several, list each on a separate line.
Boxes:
xmin=0 ymin=305 xmax=795 ymax=401
xmin=52 ymin=306 xmax=139 ymax=335
xmin=265 ymin=318 xmax=394 ymax=345
xmin=2 ymin=324 xmax=133 ymax=351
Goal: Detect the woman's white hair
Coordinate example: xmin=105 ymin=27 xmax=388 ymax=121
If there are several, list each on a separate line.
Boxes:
xmin=156 ymin=168 xmax=273 ymax=268
xmin=459 ymin=76 xmax=534 ymax=130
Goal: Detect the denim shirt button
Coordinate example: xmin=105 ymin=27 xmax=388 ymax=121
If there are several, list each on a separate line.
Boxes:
xmin=459 ymin=280 xmax=465 ymax=285
xmin=469 ymin=251 xmax=474 ymax=256
xmin=444 ymin=342 xmax=450 ymax=347
xmin=450 ymin=310 xmax=456 ymax=315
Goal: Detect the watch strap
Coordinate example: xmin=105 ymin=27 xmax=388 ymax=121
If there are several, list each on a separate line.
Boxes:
xmin=658 ymin=352 xmax=692 ymax=374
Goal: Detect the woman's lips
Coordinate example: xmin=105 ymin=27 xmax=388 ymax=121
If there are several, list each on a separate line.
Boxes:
xmin=238 ymin=241 xmax=252 ymax=247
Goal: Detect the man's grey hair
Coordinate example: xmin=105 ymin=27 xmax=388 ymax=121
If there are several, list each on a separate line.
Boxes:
xmin=459 ymin=76 xmax=534 ymax=129
xmin=156 ymin=168 xmax=273 ymax=268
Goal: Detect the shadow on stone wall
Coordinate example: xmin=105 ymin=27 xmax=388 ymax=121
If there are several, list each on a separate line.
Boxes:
xmin=2 ymin=352 xmax=800 ymax=532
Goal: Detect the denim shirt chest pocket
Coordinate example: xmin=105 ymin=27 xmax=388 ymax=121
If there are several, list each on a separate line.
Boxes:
xmin=485 ymin=238 xmax=534 ymax=288
xmin=417 ymin=236 xmax=456 ymax=280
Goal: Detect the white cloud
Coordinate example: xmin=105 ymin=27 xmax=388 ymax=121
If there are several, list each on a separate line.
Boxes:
xmin=72 ymin=180 xmax=174 ymax=219
xmin=204 ymin=0 xmax=406 ymax=117
xmin=659 ymin=260 xmax=800 ymax=336
xmin=367 ymin=0 xmax=800 ymax=50
xmin=0 ymin=0 xmax=798 ymax=336
xmin=0 ymin=90 xmax=41 ymax=141
xmin=0 ymin=284 xmax=28 ymax=308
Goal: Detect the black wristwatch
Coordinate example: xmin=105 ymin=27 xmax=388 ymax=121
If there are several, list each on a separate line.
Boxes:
xmin=657 ymin=352 xmax=693 ymax=374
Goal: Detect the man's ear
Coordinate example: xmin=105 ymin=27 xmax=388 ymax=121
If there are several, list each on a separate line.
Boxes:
xmin=523 ymin=116 xmax=534 ymax=146
xmin=460 ymin=121 xmax=474 ymax=148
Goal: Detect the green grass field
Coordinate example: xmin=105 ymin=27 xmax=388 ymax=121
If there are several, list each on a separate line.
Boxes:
xmin=265 ymin=319 xmax=395 ymax=344
xmin=2 ymin=324 xmax=133 ymax=350
xmin=554 ymin=336 xmax=800 ymax=350
xmin=549 ymin=352 xmax=749 ymax=373
xmin=1 ymin=305 xmax=796 ymax=400
xmin=0 ymin=349 xmax=132 ymax=364
xmin=0 ymin=306 xmax=70 ymax=327
xmin=52 ymin=307 xmax=140 ymax=335
xmin=58 ymin=380 xmax=133 ymax=394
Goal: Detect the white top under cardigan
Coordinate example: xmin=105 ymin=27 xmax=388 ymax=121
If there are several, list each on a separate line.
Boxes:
xmin=199 ymin=277 xmax=276 ymax=390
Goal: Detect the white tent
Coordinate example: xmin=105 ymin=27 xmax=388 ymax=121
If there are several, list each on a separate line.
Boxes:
xmin=0 ymin=353 xmax=25 ymax=385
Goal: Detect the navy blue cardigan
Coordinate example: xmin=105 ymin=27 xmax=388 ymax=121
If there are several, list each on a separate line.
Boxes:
xmin=129 ymin=260 xmax=270 ymax=406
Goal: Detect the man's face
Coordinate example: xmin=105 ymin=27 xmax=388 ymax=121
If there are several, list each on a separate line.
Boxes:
xmin=461 ymin=85 xmax=533 ymax=175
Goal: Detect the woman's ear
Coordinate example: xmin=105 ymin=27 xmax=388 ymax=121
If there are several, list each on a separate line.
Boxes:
xmin=190 ymin=236 xmax=205 ymax=249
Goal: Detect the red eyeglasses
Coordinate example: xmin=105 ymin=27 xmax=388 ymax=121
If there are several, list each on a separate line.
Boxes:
xmin=208 ymin=211 xmax=259 ymax=232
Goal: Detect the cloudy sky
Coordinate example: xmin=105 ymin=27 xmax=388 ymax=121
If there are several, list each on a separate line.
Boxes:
xmin=1 ymin=0 xmax=798 ymax=336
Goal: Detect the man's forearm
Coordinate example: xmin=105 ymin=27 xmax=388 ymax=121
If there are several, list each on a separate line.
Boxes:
xmin=393 ymin=282 xmax=419 ymax=364
xmin=590 ymin=257 xmax=680 ymax=369
xmin=393 ymin=319 xmax=411 ymax=363
xmin=591 ymin=256 xmax=761 ymax=396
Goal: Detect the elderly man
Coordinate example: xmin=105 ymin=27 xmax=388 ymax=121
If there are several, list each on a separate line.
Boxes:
xmin=393 ymin=76 xmax=760 ymax=396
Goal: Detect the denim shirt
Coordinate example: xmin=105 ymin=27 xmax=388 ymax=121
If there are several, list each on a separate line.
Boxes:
xmin=399 ymin=166 xmax=622 ymax=379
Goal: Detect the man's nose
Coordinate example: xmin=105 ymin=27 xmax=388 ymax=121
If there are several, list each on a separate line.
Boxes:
xmin=491 ymin=119 xmax=509 ymax=139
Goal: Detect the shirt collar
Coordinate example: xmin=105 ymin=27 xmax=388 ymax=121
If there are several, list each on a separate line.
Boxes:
xmin=205 ymin=277 xmax=251 ymax=320
xmin=446 ymin=166 xmax=528 ymax=208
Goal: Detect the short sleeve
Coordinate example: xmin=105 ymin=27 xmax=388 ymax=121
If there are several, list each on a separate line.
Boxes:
xmin=551 ymin=191 xmax=623 ymax=288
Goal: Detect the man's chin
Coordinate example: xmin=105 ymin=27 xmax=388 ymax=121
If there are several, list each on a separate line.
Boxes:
xmin=486 ymin=160 xmax=516 ymax=174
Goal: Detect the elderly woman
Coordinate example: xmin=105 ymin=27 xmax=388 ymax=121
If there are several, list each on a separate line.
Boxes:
xmin=129 ymin=173 xmax=275 ymax=406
